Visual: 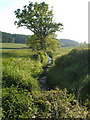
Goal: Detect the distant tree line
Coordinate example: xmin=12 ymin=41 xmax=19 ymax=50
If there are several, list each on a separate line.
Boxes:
xmin=1 ymin=31 xmax=80 ymax=48
xmin=1 ymin=31 xmax=29 ymax=43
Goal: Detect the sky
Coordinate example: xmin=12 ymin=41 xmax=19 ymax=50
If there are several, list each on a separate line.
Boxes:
xmin=0 ymin=0 xmax=89 ymax=43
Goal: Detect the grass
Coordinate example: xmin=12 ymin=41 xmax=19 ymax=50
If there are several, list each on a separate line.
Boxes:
xmin=2 ymin=43 xmax=88 ymax=59
xmin=54 ymin=45 xmax=88 ymax=62
xmin=2 ymin=43 xmax=33 ymax=58
xmin=1 ymin=43 xmax=26 ymax=48
xmin=46 ymin=47 xmax=90 ymax=101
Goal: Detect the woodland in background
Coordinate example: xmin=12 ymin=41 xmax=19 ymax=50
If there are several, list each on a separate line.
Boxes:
xmin=1 ymin=31 xmax=80 ymax=47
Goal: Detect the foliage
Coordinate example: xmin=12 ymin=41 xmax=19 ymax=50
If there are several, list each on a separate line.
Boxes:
xmin=14 ymin=1 xmax=63 ymax=50
xmin=38 ymin=51 xmax=48 ymax=66
xmin=46 ymin=49 xmax=90 ymax=102
xmin=31 ymin=51 xmax=48 ymax=66
xmin=2 ymin=32 xmax=28 ymax=43
xmin=45 ymin=33 xmax=60 ymax=53
xmin=2 ymin=88 xmax=88 ymax=119
xmin=2 ymin=58 xmax=43 ymax=92
xmin=26 ymin=33 xmax=60 ymax=53
xmin=2 ymin=43 xmax=90 ymax=119
xmin=2 ymin=87 xmax=29 ymax=119
xmin=26 ymin=34 xmax=40 ymax=50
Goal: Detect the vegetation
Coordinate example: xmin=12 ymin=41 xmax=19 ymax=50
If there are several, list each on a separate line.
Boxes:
xmin=60 ymin=39 xmax=80 ymax=47
xmin=26 ymin=33 xmax=60 ymax=53
xmin=2 ymin=43 xmax=90 ymax=119
xmin=1 ymin=32 xmax=81 ymax=48
xmin=2 ymin=88 xmax=88 ymax=119
xmin=2 ymin=0 xmax=90 ymax=119
xmin=46 ymin=48 xmax=90 ymax=103
xmin=1 ymin=32 xmax=29 ymax=43
xmin=14 ymin=1 xmax=63 ymax=50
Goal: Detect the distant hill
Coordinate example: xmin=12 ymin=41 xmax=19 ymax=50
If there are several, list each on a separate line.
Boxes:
xmin=1 ymin=31 xmax=29 ymax=43
xmin=60 ymin=39 xmax=80 ymax=47
xmin=1 ymin=32 xmax=80 ymax=47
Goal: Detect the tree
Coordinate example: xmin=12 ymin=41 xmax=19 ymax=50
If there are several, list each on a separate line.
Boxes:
xmin=45 ymin=33 xmax=60 ymax=53
xmin=14 ymin=1 xmax=63 ymax=50
xmin=26 ymin=34 xmax=40 ymax=50
xmin=26 ymin=33 xmax=60 ymax=52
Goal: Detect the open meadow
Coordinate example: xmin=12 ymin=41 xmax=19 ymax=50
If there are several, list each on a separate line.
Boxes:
xmin=2 ymin=43 xmax=88 ymax=58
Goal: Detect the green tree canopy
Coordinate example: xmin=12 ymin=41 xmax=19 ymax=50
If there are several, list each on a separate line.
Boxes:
xmin=45 ymin=33 xmax=60 ymax=53
xmin=26 ymin=34 xmax=40 ymax=50
xmin=26 ymin=33 xmax=60 ymax=53
xmin=14 ymin=1 xmax=63 ymax=50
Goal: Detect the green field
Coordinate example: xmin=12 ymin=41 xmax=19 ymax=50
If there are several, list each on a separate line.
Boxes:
xmin=2 ymin=43 xmax=87 ymax=58
xmin=1 ymin=43 xmax=26 ymax=48
xmin=2 ymin=42 xmax=88 ymax=53
xmin=1 ymin=43 xmax=31 ymax=58
xmin=1 ymin=43 xmax=72 ymax=59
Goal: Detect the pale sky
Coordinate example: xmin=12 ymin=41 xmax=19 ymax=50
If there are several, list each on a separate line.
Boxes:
xmin=0 ymin=0 xmax=89 ymax=43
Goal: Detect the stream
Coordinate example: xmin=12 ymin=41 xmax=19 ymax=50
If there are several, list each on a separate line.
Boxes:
xmin=40 ymin=55 xmax=53 ymax=91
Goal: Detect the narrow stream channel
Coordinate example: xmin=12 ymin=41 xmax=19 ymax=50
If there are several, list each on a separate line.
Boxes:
xmin=40 ymin=55 xmax=53 ymax=91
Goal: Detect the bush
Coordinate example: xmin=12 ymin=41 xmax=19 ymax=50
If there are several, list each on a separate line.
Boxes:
xmin=2 ymin=58 xmax=41 ymax=91
xmin=2 ymin=87 xmax=29 ymax=119
xmin=46 ymin=49 xmax=90 ymax=101
xmin=2 ymin=88 xmax=88 ymax=119
xmin=31 ymin=51 xmax=48 ymax=66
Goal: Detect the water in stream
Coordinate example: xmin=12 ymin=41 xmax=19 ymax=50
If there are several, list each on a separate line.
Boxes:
xmin=40 ymin=55 xmax=53 ymax=91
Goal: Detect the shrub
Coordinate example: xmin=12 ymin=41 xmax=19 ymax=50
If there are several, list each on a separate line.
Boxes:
xmin=2 ymin=58 xmax=41 ymax=91
xmin=2 ymin=88 xmax=88 ymax=119
xmin=46 ymin=49 xmax=90 ymax=101
xmin=31 ymin=51 xmax=48 ymax=66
